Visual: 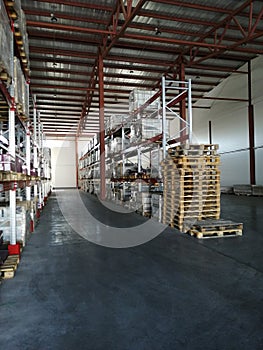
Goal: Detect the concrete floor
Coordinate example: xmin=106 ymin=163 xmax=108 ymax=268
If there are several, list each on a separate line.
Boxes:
xmin=0 ymin=190 xmax=263 ymax=350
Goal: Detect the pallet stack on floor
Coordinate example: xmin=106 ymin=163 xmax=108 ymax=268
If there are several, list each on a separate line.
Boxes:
xmin=162 ymin=144 xmax=221 ymax=233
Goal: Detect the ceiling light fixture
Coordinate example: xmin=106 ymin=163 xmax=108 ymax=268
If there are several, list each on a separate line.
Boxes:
xmin=155 ymin=21 xmax=161 ymax=36
xmin=155 ymin=27 xmax=161 ymax=35
xmin=50 ymin=13 xmax=58 ymax=22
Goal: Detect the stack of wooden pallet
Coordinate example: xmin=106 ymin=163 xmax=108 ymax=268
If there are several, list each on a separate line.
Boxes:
xmin=162 ymin=144 xmax=221 ymax=232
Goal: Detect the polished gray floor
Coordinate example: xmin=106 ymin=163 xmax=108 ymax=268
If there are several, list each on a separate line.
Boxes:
xmin=0 ymin=190 xmax=263 ymax=350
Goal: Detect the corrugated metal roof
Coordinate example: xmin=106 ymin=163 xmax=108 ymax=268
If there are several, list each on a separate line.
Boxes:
xmin=1 ymin=0 xmax=259 ymax=137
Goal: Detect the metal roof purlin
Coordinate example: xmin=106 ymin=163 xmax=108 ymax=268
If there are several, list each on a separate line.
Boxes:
xmin=20 ymin=0 xmax=263 ymax=136
xmin=187 ymin=0 xmax=263 ymax=66
xmin=26 ymin=20 xmax=115 ymax=36
xmin=77 ymin=0 xmax=147 ymax=136
xmin=27 ymin=0 xmax=113 ymax=12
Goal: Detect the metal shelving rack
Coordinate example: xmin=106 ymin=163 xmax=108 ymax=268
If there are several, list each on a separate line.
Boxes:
xmin=0 ymin=0 xmax=51 ymax=252
xmin=79 ymin=76 xmax=192 ymax=218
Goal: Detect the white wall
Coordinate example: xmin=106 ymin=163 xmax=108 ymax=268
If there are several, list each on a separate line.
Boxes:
xmin=45 ymin=139 xmax=77 ymax=188
xmin=45 ymin=137 xmax=91 ymax=188
xmin=193 ymin=56 xmax=263 ymax=186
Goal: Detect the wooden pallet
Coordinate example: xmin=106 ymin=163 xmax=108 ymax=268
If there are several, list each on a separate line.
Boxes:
xmin=0 ymin=254 xmax=20 ymax=279
xmin=189 ymin=228 xmax=243 ymax=239
xmin=163 ymin=201 xmax=220 ymax=208
xmin=168 ymin=149 xmax=218 ymax=157
xmin=0 ymin=69 xmax=11 ymax=84
xmin=163 ymin=176 xmax=221 ymax=183
xmin=162 ymin=166 xmax=220 ymax=173
xmin=163 ymin=183 xmax=220 ymax=190
xmin=190 ymin=219 xmax=243 ymax=231
xmin=163 ymin=190 xmax=220 ymax=197
xmin=163 ymin=205 xmax=220 ymax=212
xmin=188 ymin=219 xmax=243 ymax=239
xmin=172 ymin=144 xmax=219 ymax=151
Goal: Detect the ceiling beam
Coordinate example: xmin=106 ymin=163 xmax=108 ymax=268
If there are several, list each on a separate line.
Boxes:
xmin=30 ymin=67 xmax=92 ymax=77
xmin=30 ymin=56 xmax=94 ymax=67
xmin=31 ymin=84 xmax=95 ymax=91
xmin=150 ymin=0 xmax=233 ymax=14
xmin=26 ymin=20 xmax=114 ymax=36
xmin=24 ymin=8 xmax=108 ymax=26
xmin=29 ymin=46 xmax=97 ymax=59
xmin=28 ymin=0 xmax=112 ymax=12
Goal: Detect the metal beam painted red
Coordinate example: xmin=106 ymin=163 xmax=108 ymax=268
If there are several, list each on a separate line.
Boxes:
xmin=150 ymin=0 xmax=232 ymax=14
xmin=30 ymin=56 xmax=93 ymax=67
xmin=98 ymin=52 xmax=106 ymax=200
xmin=32 ymin=0 xmax=112 ymax=11
xmin=103 ymin=0 xmax=147 ymax=57
xmin=30 ymin=46 xmax=97 ymax=59
xmin=26 ymin=20 xmax=115 ymax=36
xmin=30 ymin=84 xmax=94 ymax=91
xmin=187 ymin=1 xmax=263 ymax=66
xmin=28 ymin=30 xmax=101 ymax=45
xmin=24 ymin=8 xmax=108 ymax=26
xmin=32 ymin=67 xmax=92 ymax=77
xmin=248 ymin=60 xmax=256 ymax=185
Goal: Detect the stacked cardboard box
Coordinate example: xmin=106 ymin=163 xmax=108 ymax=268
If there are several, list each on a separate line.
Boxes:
xmin=162 ymin=144 xmax=220 ymax=232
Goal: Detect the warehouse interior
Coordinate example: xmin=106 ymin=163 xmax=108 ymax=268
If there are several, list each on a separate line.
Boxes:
xmin=0 ymin=1 xmax=263 ymax=349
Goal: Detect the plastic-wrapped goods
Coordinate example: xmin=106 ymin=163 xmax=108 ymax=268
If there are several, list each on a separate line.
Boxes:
xmin=0 ymin=204 xmax=31 ymax=245
xmin=106 ymin=115 xmax=129 ymax=133
xmin=130 ymin=118 xmax=169 ymax=142
xmin=14 ymin=56 xmax=25 ymax=106
xmin=22 ymin=78 xmax=29 ymax=117
xmin=0 ymin=0 xmax=12 ymax=78
xmin=18 ymin=10 xmax=29 ymax=60
xmin=14 ymin=4 xmax=30 ymax=66
xmin=13 ymin=0 xmax=22 ymax=14
xmin=0 ymin=154 xmax=16 ymax=172
xmin=43 ymin=147 xmax=51 ymax=165
xmin=151 ymin=194 xmax=163 ymax=222
xmin=129 ymin=89 xmax=160 ymax=114
xmin=136 ymin=192 xmax=152 ymax=216
xmin=151 ymin=148 xmax=162 ymax=177
xmin=110 ymin=137 xmax=130 ymax=154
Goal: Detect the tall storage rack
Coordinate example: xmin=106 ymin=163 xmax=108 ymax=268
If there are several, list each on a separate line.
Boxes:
xmin=79 ymin=77 xmax=193 ymax=218
xmin=0 ymin=0 xmax=51 ymax=255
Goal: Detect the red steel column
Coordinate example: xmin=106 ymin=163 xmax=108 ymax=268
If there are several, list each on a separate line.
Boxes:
xmin=248 ymin=60 xmax=256 ymax=185
xmin=98 ymin=51 xmax=106 ymax=200
xmin=179 ymin=62 xmax=187 ymax=140
xmin=75 ymin=136 xmax=79 ymax=188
